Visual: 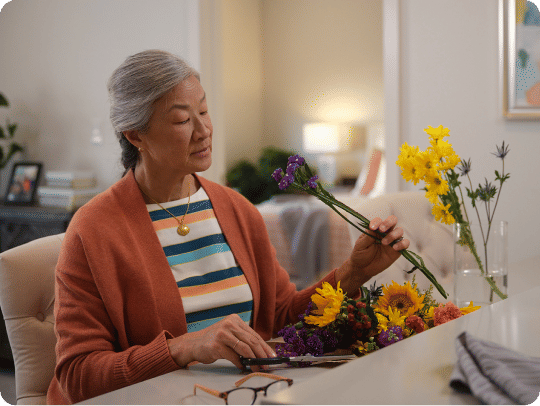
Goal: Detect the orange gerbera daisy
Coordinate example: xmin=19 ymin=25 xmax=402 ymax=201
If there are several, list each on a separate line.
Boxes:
xmin=374 ymin=281 xmax=425 ymax=318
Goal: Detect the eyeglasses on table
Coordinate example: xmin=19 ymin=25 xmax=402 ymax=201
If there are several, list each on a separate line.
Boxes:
xmin=191 ymin=372 xmax=293 ymax=405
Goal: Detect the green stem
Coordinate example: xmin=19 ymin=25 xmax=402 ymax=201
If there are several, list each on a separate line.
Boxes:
xmin=291 ymin=181 xmax=449 ymax=299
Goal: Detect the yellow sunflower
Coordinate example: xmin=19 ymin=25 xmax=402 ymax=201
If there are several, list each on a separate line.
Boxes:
xmin=374 ymin=281 xmax=425 ymax=318
xmin=460 ymin=301 xmax=481 ymax=315
xmin=304 ymin=282 xmax=344 ymax=327
xmin=376 ymin=306 xmax=406 ymax=332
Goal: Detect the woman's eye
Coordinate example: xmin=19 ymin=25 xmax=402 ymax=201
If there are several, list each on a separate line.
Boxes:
xmin=175 ymin=118 xmax=190 ymax=125
xmin=200 ymin=111 xmax=208 ymax=116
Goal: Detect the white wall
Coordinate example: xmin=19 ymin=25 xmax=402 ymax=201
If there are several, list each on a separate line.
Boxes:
xmin=392 ymin=0 xmax=540 ymax=263
xmin=0 ymin=0 xmax=207 ymax=191
xmin=261 ymin=0 xmax=383 ymax=178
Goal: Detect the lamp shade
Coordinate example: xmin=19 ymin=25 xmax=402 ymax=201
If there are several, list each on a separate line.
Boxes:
xmin=302 ymin=123 xmax=365 ymax=154
xmin=302 ymin=123 xmax=340 ymax=153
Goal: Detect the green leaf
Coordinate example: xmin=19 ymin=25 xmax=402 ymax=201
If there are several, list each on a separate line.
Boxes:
xmin=0 ymin=93 xmax=8 ymax=107
xmin=7 ymin=123 xmax=16 ymax=138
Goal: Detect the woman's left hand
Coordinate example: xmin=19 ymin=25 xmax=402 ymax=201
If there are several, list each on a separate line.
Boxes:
xmin=335 ymin=215 xmax=410 ymax=296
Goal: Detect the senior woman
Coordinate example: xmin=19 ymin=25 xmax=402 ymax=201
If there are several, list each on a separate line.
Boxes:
xmin=47 ymin=49 xmax=410 ymax=404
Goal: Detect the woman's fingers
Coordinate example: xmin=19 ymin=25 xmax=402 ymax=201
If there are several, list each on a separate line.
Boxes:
xmin=369 ymin=216 xmax=410 ymax=250
xmin=216 ymin=315 xmax=276 ymax=371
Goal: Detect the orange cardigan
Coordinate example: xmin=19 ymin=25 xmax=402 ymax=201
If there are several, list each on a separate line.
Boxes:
xmin=47 ymin=170 xmax=337 ymax=404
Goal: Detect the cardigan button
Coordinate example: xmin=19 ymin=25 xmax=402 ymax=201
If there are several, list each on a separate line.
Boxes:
xmin=36 ymin=312 xmax=45 ymax=322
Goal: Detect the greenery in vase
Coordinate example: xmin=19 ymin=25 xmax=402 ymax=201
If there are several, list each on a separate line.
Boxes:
xmin=396 ymin=125 xmax=509 ymax=301
xmin=0 ymin=93 xmax=24 ymax=169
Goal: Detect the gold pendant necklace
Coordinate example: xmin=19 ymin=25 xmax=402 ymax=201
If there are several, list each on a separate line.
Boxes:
xmin=140 ymin=177 xmax=192 ymax=236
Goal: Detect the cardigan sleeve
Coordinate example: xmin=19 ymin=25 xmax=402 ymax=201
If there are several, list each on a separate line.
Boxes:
xmin=49 ymin=228 xmax=179 ymax=404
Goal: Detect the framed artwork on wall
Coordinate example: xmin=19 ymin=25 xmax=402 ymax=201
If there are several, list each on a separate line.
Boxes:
xmin=3 ymin=162 xmax=42 ymax=205
xmin=501 ymin=0 xmax=540 ymax=119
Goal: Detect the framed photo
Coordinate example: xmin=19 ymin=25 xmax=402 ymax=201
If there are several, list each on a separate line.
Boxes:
xmin=501 ymin=0 xmax=540 ymax=119
xmin=4 ymin=162 xmax=42 ymax=205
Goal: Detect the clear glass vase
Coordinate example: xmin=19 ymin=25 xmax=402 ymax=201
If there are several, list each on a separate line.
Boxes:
xmin=453 ymin=220 xmax=508 ymax=307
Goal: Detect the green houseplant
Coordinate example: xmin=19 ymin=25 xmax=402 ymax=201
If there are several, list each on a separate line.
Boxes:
xmin=0 ymin=93 xmax=24 ymax=170
xmin=226 ymin=146 xmax=300 ymax=204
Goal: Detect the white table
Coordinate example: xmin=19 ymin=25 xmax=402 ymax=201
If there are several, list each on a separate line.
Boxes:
xmin=80 ymin=258 xmax=540 ymax=405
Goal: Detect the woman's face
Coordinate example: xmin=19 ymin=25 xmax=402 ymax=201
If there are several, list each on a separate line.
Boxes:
xmin=140 ymin=75 xmax=213 ymax=176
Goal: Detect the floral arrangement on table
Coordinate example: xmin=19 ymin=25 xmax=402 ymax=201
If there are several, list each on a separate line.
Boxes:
xmin=275 ymin=278 xmax=480 ymax=362
xmin=395 ymin=125 xmax=509 ymax=300
xmin=271 ymin=155 xmax=449 ymax=299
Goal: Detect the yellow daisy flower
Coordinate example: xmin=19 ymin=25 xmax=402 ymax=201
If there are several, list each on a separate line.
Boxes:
xmin=374 ymin=281 xmax=425 ymax=318
xmin=396 ymin=143 xmax=420 ymax=169
xmin=438 ymin=153 xmax=461 ymax=171
xmin=429 ymin=138 xmax=454 ymax=157
xmin=425 ymin=172 xmax=449 ymax=196
xmin=425 ymin=189 xmax=440 ymax=204
xmin=400 ymin=163 xmax=423 ymax=185
xmin=414 ymin=150 xmax=439 ymax=179
xmin=424 ymin=125 xmax=450 ymax=142
xmin=460 ymin=301 xmax=481 ymax=315
xmin=304 ymin=281 xmax=344 ymax=327
xmin=432 ymin=202 xmax=455 ymax=225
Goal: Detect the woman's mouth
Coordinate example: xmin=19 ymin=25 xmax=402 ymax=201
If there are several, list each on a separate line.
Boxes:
xmin=192 ymin=147 xmax=211 ymax=158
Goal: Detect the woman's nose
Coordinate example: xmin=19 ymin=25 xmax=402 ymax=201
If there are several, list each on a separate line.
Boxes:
xmin=193 ymin=115 xmax=212 ymax=140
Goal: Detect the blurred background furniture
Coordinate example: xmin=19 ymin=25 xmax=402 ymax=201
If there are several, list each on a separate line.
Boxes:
xmin=347 ymin=191 xmax=454 ymax=301
xmin=0 ymin=233 xmax=64 ymax=404
xmin=0 ymin=205 xmax=73 ymax=368
xmin=349 ymin=148 xmax=386 ymax=198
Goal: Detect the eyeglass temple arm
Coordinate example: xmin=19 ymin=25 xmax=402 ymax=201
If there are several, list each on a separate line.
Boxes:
xmin=234 ymin=372 xmax=292 ymax=387
xmin=194 ymin=383 xmax=227 ymax=400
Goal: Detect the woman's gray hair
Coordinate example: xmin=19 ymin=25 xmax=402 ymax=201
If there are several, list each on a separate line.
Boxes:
xmin=107 ymin=49 xmax=200 ymax=175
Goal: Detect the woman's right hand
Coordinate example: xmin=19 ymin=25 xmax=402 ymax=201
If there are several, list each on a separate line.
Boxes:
xmin=166 ymin=314 xmax=276 ymax=371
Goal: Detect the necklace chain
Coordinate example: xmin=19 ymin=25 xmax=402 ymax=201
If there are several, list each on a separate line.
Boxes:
xmin=140 ymin=177 xmax=192 ymax=236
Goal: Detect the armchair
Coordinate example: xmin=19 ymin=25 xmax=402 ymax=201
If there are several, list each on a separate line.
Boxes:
xmin=0 ymin=234 xmax=64 ymax=404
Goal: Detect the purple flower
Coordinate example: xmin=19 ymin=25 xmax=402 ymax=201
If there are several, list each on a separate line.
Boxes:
xmin=307 ymin=175 xmax=319 ymax=189
xmin=320 ymin=330 xmax=339 ymax=352
xmin=278 ymin=325 xmax=297 ymax=343
xmin=492 ymin=141 xmax=510 ymax=159
xmin=306 ymin=334 xmax=324 ymax=356
xmin=278 ymin=173 xmax=294 ymax=190
xmin=290 ymin=336 xmax=306 ymax=355
xmin=272 ymin=168 xmax=284 ymax=182
xmin=288 ymin=154 xmax=305 ymax=166
xmin=286 ymin=163 xmax=299 ymax=175
xmin=377 ymin=326 xmax=404 ymax=347
xmin=457 ymin=159 xmax=471 ymax=177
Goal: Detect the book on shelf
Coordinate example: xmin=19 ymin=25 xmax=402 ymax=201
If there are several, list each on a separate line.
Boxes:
xmin=37 ymin=186 xmax=100 ymax=210
xmin=45 ymin=171 xmax=96 ymax=189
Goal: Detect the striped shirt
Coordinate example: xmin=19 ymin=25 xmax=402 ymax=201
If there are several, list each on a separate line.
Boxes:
xmin=146 ymin=187 xmax=253 ymax=333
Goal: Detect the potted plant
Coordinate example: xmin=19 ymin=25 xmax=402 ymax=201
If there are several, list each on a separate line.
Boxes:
xmin=0 ymin=93 xmax=24 ymax=170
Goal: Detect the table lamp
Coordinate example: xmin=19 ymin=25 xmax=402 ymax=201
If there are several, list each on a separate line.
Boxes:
xmin=302 ymin=123 xmax=363 ymax=185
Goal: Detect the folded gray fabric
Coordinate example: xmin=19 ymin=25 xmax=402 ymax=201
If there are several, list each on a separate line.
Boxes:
xmin=450 ymin=331 xmax=540 ymax=404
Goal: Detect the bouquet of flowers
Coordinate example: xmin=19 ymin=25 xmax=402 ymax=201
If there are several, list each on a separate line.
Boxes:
xmin=395 ymin=125 xmax=509 ymax=300
xmin=276 ymin=278 xmax=480 ymax=362
xmin=272 ymin=155 xmax=448 ymax=299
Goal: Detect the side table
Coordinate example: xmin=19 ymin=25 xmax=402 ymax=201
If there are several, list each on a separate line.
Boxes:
xmin=0 ymin=204 xmax=74 ymax=365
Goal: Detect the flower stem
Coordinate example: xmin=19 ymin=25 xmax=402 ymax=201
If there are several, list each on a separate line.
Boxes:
xmin=290 ymin=181 xmax=448 ymax=299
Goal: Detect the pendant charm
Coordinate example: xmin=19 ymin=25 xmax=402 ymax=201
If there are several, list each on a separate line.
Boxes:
xmin=177 ymin=224 xmax=190 ymax=236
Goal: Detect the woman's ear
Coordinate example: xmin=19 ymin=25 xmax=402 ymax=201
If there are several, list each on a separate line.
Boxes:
xmin=123 ymin=130 xmax=143 ymax=149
